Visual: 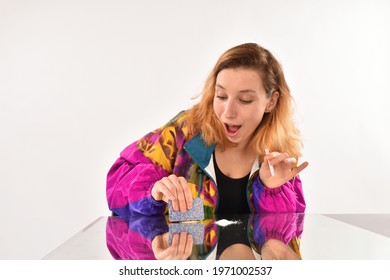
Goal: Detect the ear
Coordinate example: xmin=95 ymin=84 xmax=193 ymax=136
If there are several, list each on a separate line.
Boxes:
xmin=265 ymin=91 xmax=279 ymax=112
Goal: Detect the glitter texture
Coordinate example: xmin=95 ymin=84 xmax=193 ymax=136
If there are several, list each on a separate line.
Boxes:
xmin=168 ymin=197 xmax=204 ymax=222
xmin=168 ymin=222 xmax=204 ymax=245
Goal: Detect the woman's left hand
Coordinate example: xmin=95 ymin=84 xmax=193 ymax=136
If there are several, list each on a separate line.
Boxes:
xmin=259 ymin=151 xmax=308 ymax=189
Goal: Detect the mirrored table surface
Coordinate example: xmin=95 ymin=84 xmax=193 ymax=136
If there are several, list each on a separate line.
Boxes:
xmin=43 ymin=214 xmax=390 ymax=260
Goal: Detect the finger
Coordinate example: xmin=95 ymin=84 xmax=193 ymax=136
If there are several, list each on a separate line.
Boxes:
xmin=265 ymin=151 xmax=280 ymax=161
xmin=269 ymin=152 xmax=289 ymax=166
xmin=153 ymin=180 xmax=176 ymax=202
xmin=154 ymin=247 xmax=174 ymax=260
xmin=151 ymin=235 xmax=162 ymax=251
xmin=170 ymin=233 xmax=179 ymax=256
xmin=290 ymin=161 xmax=309 ymax=177
xmin=169 ymin=175 xmax=187 ymax=213
xmin=161 ymin=175 xmax=179 ymax=211
xmin=178 ymin=176 xmax=193 ymax=210
xmin=152 ymin=235 xmax=172 ymax=260
xmin=284 ymin=157 xmax=297 ymax=166
xmin=182 ymin=234 xmax=193 ymax=260
xmin=176 ymin=232 xmax=187 ymax=259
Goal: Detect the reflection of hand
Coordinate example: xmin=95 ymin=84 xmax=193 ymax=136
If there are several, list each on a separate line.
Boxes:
xmin=260 ymin=239 xmax=301 ymax=260
xmin=151 ymin=174 xmax=193 ymax=212
xmin=260 ymin=151 xmax=308 ymax=188
xmin=152 ymin=232 xmax=193 ymax=260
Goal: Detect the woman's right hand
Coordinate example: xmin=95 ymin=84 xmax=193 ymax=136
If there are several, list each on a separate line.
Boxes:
xmin=151 ymin=174 xmax=193 ymax=212
xmin=152 ymin=232 xmax=194 ymax=260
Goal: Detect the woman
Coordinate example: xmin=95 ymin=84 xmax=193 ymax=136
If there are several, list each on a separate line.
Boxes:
xmin=106 ymin=43 xmax=308 ymax=217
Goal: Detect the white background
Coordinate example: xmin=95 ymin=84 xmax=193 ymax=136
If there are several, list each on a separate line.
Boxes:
xmin=1 ymin=0 xmax=389 ymax=259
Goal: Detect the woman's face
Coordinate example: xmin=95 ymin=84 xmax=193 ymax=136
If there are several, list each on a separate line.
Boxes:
xmin=213 ymin=67 xmax=275 ymax=148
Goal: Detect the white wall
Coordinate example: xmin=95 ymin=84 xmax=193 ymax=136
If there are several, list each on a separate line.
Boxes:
xmin=1 ymin=0 xmax=389 ymax=259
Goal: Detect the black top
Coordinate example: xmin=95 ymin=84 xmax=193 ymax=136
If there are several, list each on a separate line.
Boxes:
xmin=214 ymin=153 xmax=251 ymax=214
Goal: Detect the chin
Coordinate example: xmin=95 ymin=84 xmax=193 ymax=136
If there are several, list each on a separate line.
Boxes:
xmin=226 ymin=137 xmax=242 ymax=145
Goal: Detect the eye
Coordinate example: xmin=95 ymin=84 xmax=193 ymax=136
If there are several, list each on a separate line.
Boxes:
xmin=215 ymin=95 xmax=227 ymax=100
xmin=240 ymin=99 xmax=253 ymax=104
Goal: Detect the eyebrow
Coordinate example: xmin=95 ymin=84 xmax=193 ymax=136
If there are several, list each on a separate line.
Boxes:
xmin=215 ymin=84 xmax=257 ymax=94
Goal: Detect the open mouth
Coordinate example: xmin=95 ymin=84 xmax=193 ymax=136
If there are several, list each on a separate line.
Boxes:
xmin=224 ymin=123 xmax=241 ymax=136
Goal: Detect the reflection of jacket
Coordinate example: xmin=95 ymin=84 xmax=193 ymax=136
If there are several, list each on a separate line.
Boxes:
xmin=106 ymin=215 xmax=218 ymax=260
xmin=107 ymin=111 xmax=306 ymax=217
xmin=106 ymin=216 xmax=167 ymax=260
xmin=250 ymin=213 xmax=305 ymax=257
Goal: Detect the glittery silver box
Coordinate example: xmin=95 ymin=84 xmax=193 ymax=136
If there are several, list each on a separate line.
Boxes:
xmin=168 ymin=197 xmax=204 ymax=222
xmin=168 ymin=222 xmax=205 ymax=245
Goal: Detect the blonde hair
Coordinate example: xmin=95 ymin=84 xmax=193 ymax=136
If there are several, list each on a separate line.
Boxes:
xmin=183 ymin=43 xmax=302 ymax=159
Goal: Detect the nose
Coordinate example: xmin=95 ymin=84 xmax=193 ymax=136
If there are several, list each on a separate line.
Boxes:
xmin=224 ymin=99 xmax=236 ymax=119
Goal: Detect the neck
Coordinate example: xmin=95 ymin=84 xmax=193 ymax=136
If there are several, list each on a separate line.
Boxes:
xmin=214 ymin=143 xmax=257 ymax=179
xmin=217 ymin=142 xmax=256 ymax=159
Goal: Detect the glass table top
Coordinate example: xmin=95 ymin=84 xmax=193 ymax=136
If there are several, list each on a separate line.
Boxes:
xmin=43 ymin=213 xmax=390 ymax=260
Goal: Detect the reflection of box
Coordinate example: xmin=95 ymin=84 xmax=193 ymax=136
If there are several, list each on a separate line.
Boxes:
xmin=168 ymin=198 xmax=204 ymax=222
xmin=168 ymin=222 xmax=205 ymax=245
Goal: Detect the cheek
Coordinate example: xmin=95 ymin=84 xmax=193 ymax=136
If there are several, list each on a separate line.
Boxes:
xmin=213 ymin=100 xmax=222 ymax=117
xmin=253 ymin=113 xmax=264 ymax=127
xmin=246 ymin=107 xmax=265 ymax=126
